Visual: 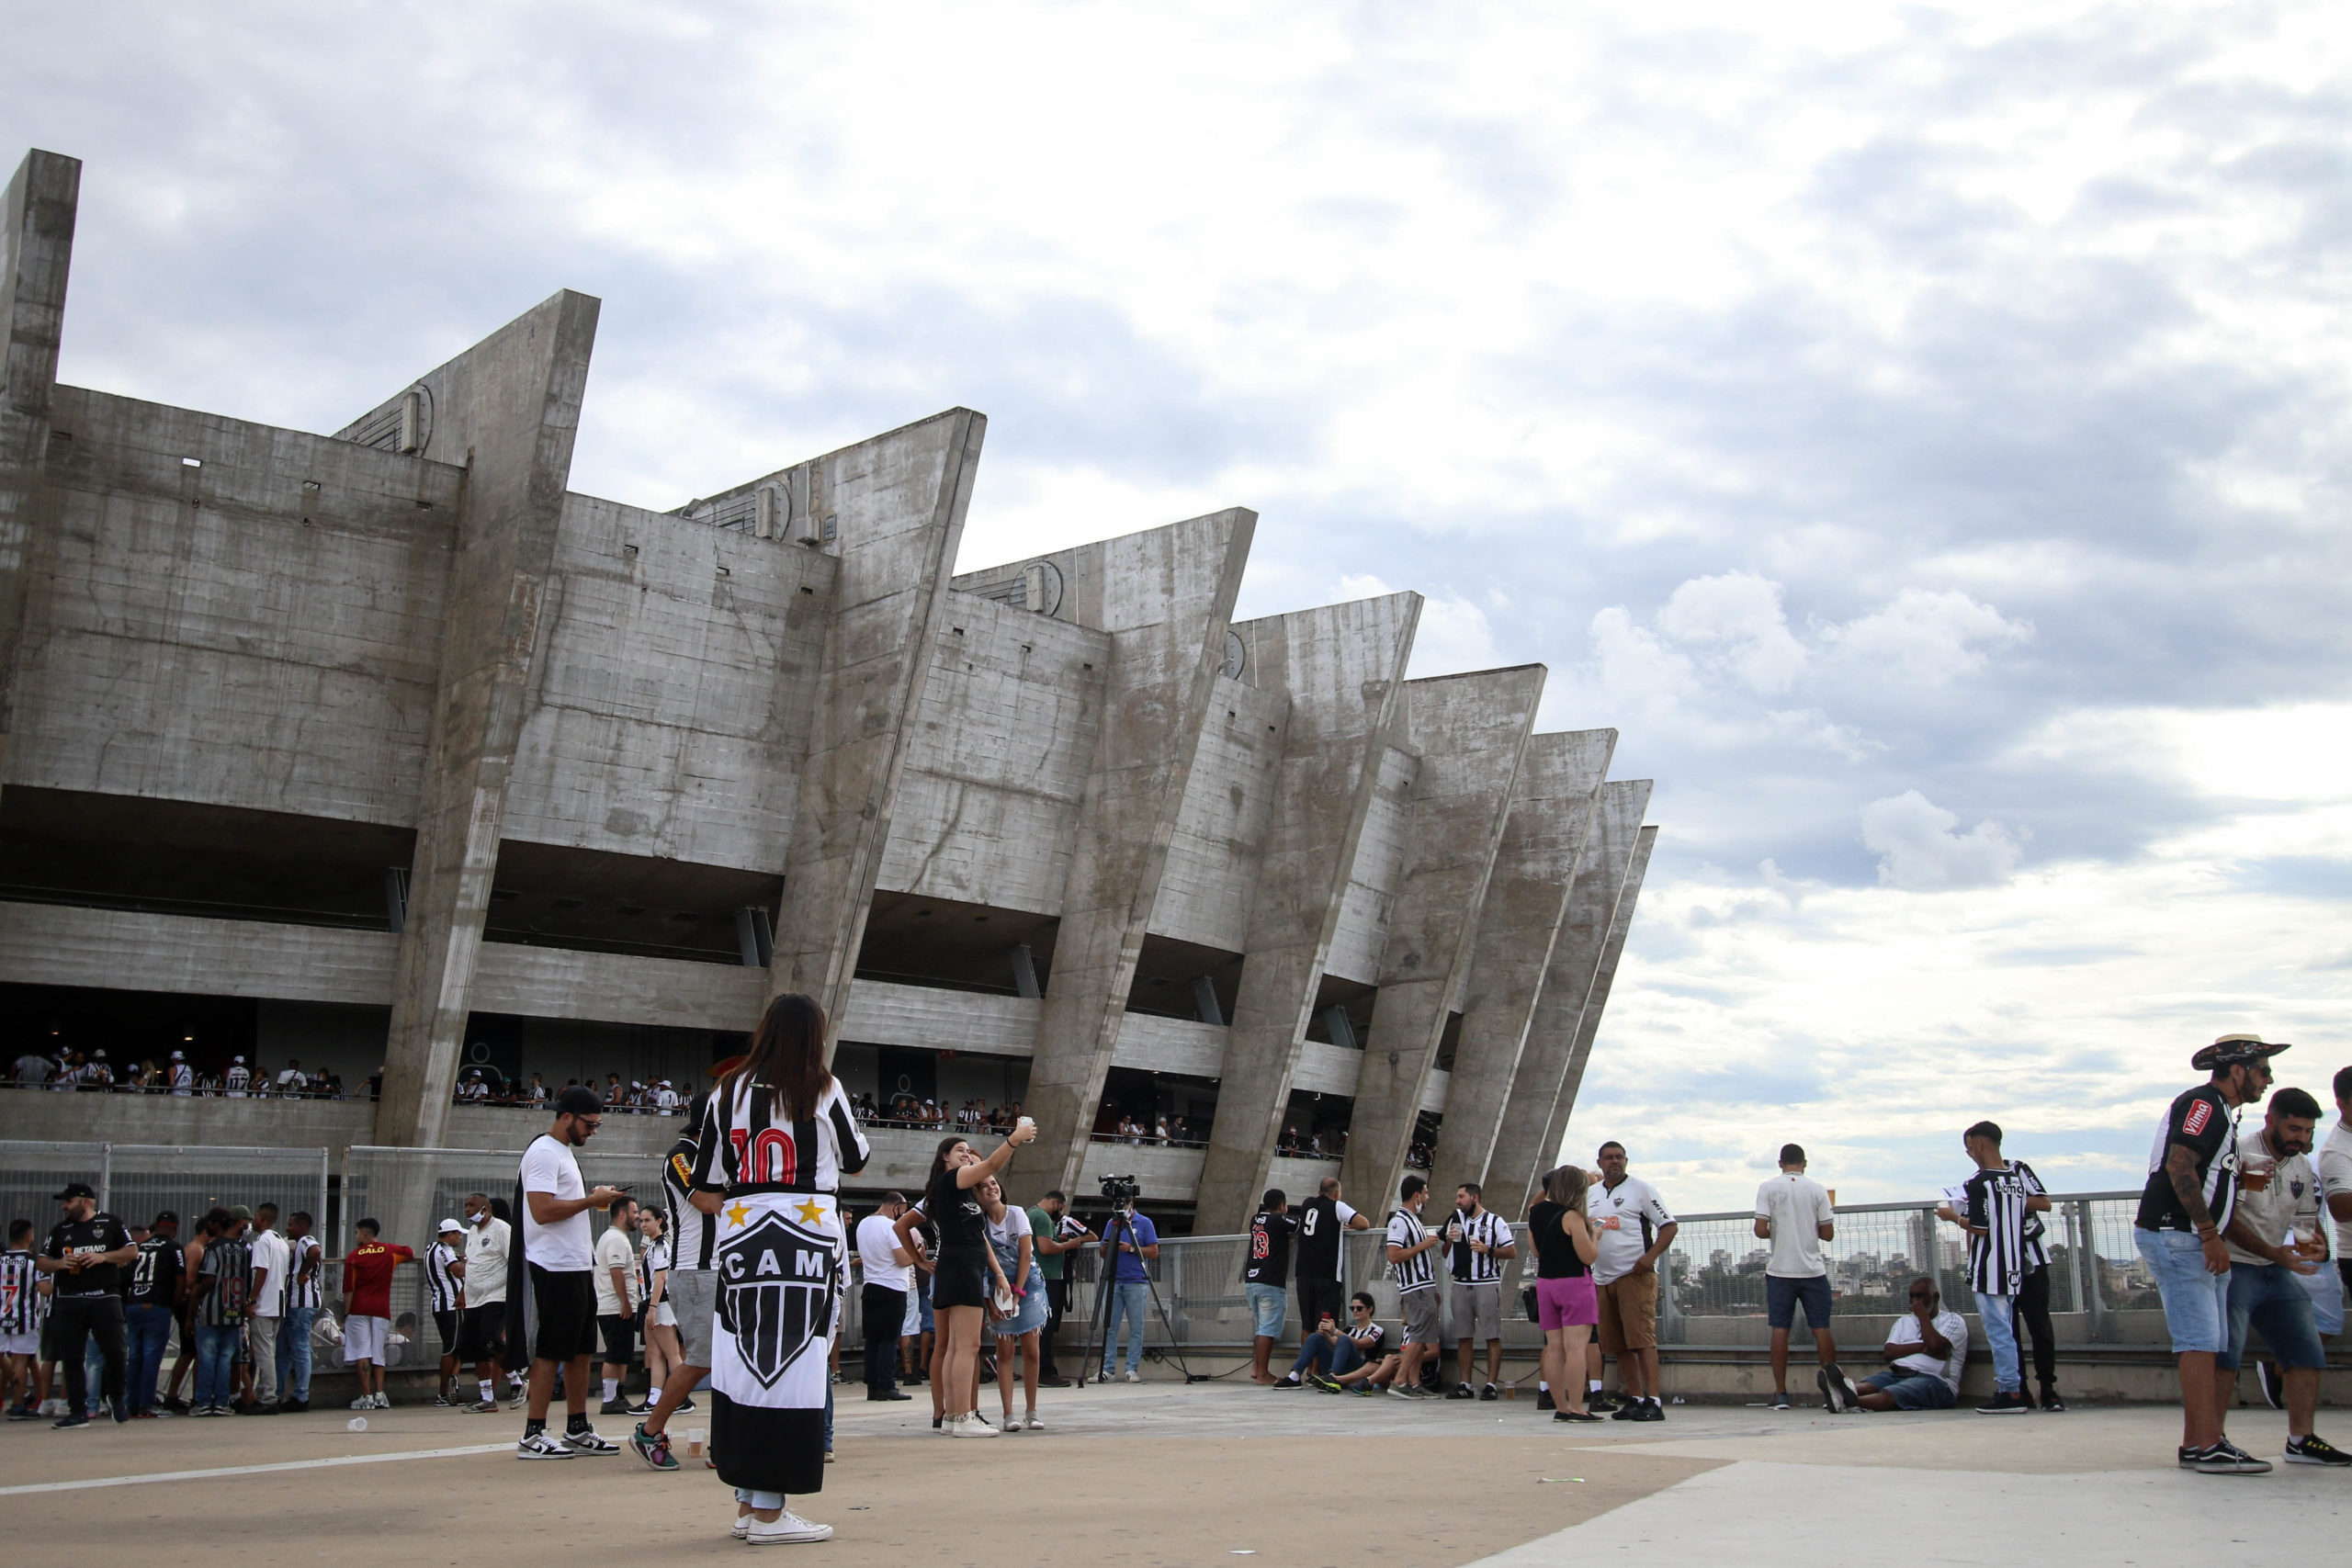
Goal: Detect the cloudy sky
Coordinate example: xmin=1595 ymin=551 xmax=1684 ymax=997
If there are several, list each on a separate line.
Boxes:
xmin=12 ymin=3 xmax=2350 ymax=1210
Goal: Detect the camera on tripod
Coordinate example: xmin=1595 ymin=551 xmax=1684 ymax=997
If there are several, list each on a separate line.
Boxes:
xmin=1098 ymin=1172 xmax=1140 ymax=1205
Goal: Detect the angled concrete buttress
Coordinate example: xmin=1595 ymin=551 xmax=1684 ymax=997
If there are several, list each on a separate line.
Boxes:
xmin=0 ymin=150 xmax=78 ymax=812
xmin=763 ymin=411 xmax=988 ymax=1041
xmin=1191 ymin=592 xmax=1420 ymax=1234
xmin=1426 ymin=727 xmax=1615 ymax=1206
xmin=1534 ymin=821 xmax=1656 ymax=1183
xmin=1485 ymin=777 xmax=1651 ymax=1214
xmin=1338 ymin=665 xmax=1545 ymax=1213
xmin=367 ymin=291 xmax=602 ymax=1147
xmin=1019 ymin=510 xmax=1254 ymax=1201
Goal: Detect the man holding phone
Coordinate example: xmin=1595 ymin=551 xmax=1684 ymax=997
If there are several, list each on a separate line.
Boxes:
xmin=516 ymin=1086 xmax=629 ymax=1460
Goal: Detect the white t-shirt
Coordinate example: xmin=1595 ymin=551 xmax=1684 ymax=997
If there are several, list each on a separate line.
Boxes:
xmin=1886 ymin=1308 xmax=1969 ymax=1392
xmin=1755 ymin=1172 xmax=1835 ymax=1279
xmin=464 ymin=1217 xmax=511 ymax=1307
xmin=519 ymin=1134 xmax=594 ymax=1269
xmin=594 ymin=1225 xmax=639 ymax=1316
xmin=984 ymin=1202 xmax=1033 ymax=1261
xmin=247 ymin=1229 xmax=290 ymax=1316
xmin=856 ymin=1213 xmax=911 ymax=1292
xmin=2317 ymin=1119 xmax=2352 ymax=1261
xmin=1590 ymin=1176 xmax=1676 ymax=1284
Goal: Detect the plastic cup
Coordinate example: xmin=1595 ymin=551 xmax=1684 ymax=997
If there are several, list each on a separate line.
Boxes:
xmin=686 ymin=1427 xmax=707 ymax=1456
xmin=347 ymin=1416 xmax=368 ymax=1432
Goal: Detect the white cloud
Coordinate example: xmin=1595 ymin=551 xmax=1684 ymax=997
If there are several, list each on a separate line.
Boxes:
xmin=1860 ymin=789 xmax=2027 ymax=890
xmin=1656 ymin=571 xmax=1808 ymax=693
xmin=1821 ymin=589 xmax=2034 ymax=684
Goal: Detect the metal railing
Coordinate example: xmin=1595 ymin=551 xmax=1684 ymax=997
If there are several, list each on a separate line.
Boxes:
xmin=0 ymin=1140 xmax=329 ymax=1238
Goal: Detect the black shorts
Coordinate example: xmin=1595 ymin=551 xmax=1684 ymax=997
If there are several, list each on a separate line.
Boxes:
xmin=598 ymin=1314 xmax=636 ymax=1365
xmin=458 ymin=1303 xmax=505 ymax=1362
xmin=932 ymin=1246 xmax=991 ymax=1310
xmin=526 ymin=1265 xmax=599 ymax=1362
xmin=434 ymin=1309 xmax=458 ymax=1355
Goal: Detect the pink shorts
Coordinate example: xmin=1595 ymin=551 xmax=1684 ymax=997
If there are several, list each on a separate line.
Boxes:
xmin=1536 ymin=1274 xmax=1598 ymax=1331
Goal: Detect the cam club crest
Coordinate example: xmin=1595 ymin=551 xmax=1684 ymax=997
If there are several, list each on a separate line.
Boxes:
xmin=718 ymin=1211 xmax=837 ymax=1391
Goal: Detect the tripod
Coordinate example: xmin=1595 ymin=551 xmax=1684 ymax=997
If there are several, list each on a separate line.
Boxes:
xmin=1077 ymin=1206 xmax=1202 ymax=1386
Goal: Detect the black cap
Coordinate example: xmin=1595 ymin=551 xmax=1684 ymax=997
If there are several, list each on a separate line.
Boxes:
xmin=53 ymin=1181 xmax=97 ymax=1201
xmin=556 ymin=1085 xmax=603 ymax=1116
xmin=2192 ymin=1032 xmax=2290 ymax=1071
xmin=153 ymin=1209 xmax=180 ymax=1225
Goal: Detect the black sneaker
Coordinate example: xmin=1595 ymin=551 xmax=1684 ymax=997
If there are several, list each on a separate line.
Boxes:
xmin=1447 ymin=1384 xmax=1477 ymax=1400
xmin=52 ymin=1414 xmax=90 ymax=1429
xmin=2037 ymin=1389 xmax=2065 ymax=1414
xmin=1535 ymin=1388 xmax=1555 ymax=1412
xmin=2195 ymin=1439 xmax=2272 ymax=1475
xmin=1270 ymin=1376 xmax=1305 ymax=1391
xmin=1589 ymin=1393 xmax=1621 ymax=1414
xmin=598 ymin=1397 xmax=630 ymax=1416
xmin=2256 ymin=1361 xmax=2283 ymax=1410
xmin=1552 ymin=1408 xmax=1603 ymax=1424
xmin=2178 ymin=1445 xmax=2202 ymax=1469
xmin=2285 ymin=1434 xmax=2352 ymax=1467
xmin=1611 ymin=1401 xmax=1642 ymax=1421
xmin=1633 ymin=1399 xmax=1666 ymax=1422
xmin=1767 ymin=1391 xmax=1792 ymax=1410
xmin=1817 ymin=1368 xmax=1849 ymax=1415
xmin=1479 ymin=1382 xmax=1498 ymax=1402
xmin=434 ymin=1394 xmax=453 ymax=1407
xmin=1975 ymin=1391 xmax=2031 ymax=1416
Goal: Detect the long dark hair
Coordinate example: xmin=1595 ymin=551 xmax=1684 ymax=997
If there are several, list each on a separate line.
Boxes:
xmin=724 ymin=992 xmax=833 ymax=1121
xmin=925 ymin=1133 xmax=973 ymax=1190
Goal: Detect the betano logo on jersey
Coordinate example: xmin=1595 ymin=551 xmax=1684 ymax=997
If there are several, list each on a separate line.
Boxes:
xmin=718 ymin=1212 xmax=835 ymax=1390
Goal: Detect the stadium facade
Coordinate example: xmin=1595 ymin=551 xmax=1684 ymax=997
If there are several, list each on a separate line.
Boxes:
xmin=0 ymin=149 xmax=1654 ymax=1231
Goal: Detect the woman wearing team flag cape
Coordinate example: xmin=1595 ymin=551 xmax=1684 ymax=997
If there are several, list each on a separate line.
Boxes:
xmin=685 ymin=993 xmax=871 ymax=1547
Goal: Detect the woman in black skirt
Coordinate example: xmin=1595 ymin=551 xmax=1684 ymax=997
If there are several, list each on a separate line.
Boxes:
xmin=924 ymin=1121 xmax=1037 ymax=1438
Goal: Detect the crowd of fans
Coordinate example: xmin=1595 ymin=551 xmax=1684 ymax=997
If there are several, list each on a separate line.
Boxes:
xmin=9 ymin=1048 xmax=352 ymax=1099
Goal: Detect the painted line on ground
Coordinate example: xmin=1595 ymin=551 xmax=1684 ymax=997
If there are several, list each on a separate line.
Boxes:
xmin=0 ymin=1440 xmax=514 ymax=1495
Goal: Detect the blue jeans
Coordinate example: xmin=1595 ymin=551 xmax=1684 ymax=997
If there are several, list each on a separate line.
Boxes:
xmin=193 ymin=1323 xmax=240 ymax=1408
xmin=84 ymin=1337 xmax=107 ymax=1415
xmin=1102 ymin=1281 xmax=1147 ymax=1374
xmin=2222 ymin=1261 xmax=2326 ymax=1371
xmin=278 ymin=1306 xmax=316 ymax=1402
xmin=1289 ymin=1336 xmax=1365 ymax=1379
xmin=1245 ymin=1282 xmax=1287 ymax=1339
xmin=124 ymin=1303 xmax=174 ymax=1412
xmin=2135 ymin=1227 xmax=2230 ymax=1354
xmin=1973 ymin=1292 xmax=2021 ymax=1392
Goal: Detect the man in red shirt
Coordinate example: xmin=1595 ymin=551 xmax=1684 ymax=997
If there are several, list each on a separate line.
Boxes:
xmin=341 ymin=1219 xmax=415 ymax=1411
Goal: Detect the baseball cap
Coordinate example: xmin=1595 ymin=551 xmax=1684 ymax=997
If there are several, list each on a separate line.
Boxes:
xmin=153 ymin=1209 xmax=181 ymax=1225
xmin=170 ymin=1050 xmax=184 ymax=1060
xmin=226 ymin=1204 xmax=254 ymax=1223
xmin=556 ymin=1085 xmax=603 ymax=1116
xmin=438 ymin=1217 xmax=464 ymax=1234
xmin=53 ymin=1181 xmax=98 ymax=1201
xmin=2192 ymin=1032 xmax=2290 ymax=1071
xmin=233 ymin=1055 xmax=244 ymax=1064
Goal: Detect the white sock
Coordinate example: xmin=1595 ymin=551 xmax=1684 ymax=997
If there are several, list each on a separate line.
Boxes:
xmin=479 ymin=1380 xmax=493 ymax=1402
xmin=1589 ymin=1380 xmax=1605 ymax=1395
xmin=1538 ymin=1381 xmax=1548 ymax=1393
xmin=648 ymin=1384 xmax=662 ymax=1403
xmin=602 ymin=1379 xmax=617 ymax=1402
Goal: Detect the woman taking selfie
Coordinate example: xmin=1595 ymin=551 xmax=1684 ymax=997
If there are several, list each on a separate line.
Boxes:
xmin=1530 ymin=1164 xmax=1602 ymax=1423
xmin=684 ymin=992 xmax=872 ymax=1543
xmin=922 ymin=1119 xmax=1037 ymax=1437
xmin=978 ymin=1174 xmax=1048 ymax=1430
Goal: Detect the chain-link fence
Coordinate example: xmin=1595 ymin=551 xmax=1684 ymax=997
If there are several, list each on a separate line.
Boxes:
xmin=0 ymin=1141 xmax=326 ymax=1237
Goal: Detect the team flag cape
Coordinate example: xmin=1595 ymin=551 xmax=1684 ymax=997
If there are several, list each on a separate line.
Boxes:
xmin=712 ymin=1188 xmax=841 ymax=1495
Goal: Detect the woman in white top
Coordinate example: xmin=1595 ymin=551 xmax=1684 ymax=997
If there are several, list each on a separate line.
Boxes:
xmin=978 ymin=1176 xmax=1047 ymax=1429
xmin=639 ymin=1209 xmax=679 ymax=1410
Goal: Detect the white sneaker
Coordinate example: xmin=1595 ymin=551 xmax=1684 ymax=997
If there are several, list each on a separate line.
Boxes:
xmin=373 ymin=1393 xmax=391 ymax=1409
xmin=516 ymin=1431 xmax=575 ymax=1460
xmin=350 ymin=1396 xmax=374 ymax=1411
xmin=1000 ymin=1413 xmax=1021 ymax=1432
xmin=1024 ymin=1414 xmax=1046 ymax=1430
xmin=564 ymin=1427 xmax=621 ymax=1454
xmin=731 ymin=1517 xmax=752 ymax=1540
xmin=944 ymin=1412 xmax=999 ymax=1439
xmin=746 ymin=1511 xmax=833 ymax=1544
xmin=1125 ymin=1371 xmax=1141 ymax=1383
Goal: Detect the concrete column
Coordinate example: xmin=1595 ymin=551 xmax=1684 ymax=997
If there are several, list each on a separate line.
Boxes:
xmin=1192 ymin=592 xmax=1420 ymax=1234
xmin=1338 ymin=665 xmax=1546 ymax=1213
xmin=368 ymin=291 xmax=602 ymax=1148
xmin=1485 ymin=778 xmax=1651 ymax=1215
xmin=1540 ymin=822 xmax=1656 ymax=1177
xmin=1018 ymin=509 xmax=1254 ymax=1201
xmin=0 ymin=149 xmax=79 ymax=811
xmin=1426 ymin=727 xmax=1615 ymax=1206
xmin=764 ymin=410 xmax=988 ymax=1038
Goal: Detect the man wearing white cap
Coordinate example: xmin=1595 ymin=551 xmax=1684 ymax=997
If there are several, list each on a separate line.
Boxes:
xmin=426 ymin=1218 xmax=466 ymax=1404
xmin=169 ymin=1052 xmax=192 ymax=1096
xmin=225 ymin=1056 xmax=250 ymax=1098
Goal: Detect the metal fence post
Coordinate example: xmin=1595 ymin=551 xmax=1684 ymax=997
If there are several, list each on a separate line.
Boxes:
xmin=2075 ymin=1199 xmax=2109 ymax=1343
xmin=98 ymin=1142 xmax=113 ymax=1211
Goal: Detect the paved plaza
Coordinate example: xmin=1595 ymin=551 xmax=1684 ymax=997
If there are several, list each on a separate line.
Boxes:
xmin=6 ymin=1377 xmax=2348 ymax=1564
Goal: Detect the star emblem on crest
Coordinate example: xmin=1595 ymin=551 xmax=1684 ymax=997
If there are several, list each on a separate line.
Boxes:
xmin=725 ymin=1201 xmax=752 ymax=1228
xmin=795 ymin=1198 xmax=826 ymax=1225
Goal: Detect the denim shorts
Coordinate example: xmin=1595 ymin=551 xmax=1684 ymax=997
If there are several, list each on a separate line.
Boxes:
xmin=1765 ymin=1273 xmax=1832 ymax=1331
xmin=2135 ymin=1227 xmax=2230 ymax=1355
xmin=2222 ymin=1260 xmax=2326 ymax=1371
xmin=1244 ymin=1282 xmax=1287 ymax=1339
xmin=1863 ymin=1369 xmax=1955 ymax=1410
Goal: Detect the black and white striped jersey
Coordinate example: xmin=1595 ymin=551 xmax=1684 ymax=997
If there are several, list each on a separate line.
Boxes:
xmin=685 ymin=1075 xmax=871 ymax=1197
xmin=1444 ymin=1209 xmax=1514 ymax=1284
xmin=1386 ymin=1208 xmax=1437 ymax=1295
xmin=0 ymin=1248 xmax=42 ymax=1334
xmin=2136 ymin=1084 xmax=2240 ymax=1235
xmin=1962 ymin=1160 xmax=2043 ymax=1296
xmin=662 ymin=1120 xmax=718 ymax=1273
xmin=286 ymin=1235 xmax=322 ymax=1310
xmin=424 ymin=1241 xmax=462 ymax=1313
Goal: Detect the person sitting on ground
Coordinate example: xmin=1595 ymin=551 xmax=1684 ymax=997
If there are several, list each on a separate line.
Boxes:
xmin=1825 ymin=1277 xmax=1967 ymax=1412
